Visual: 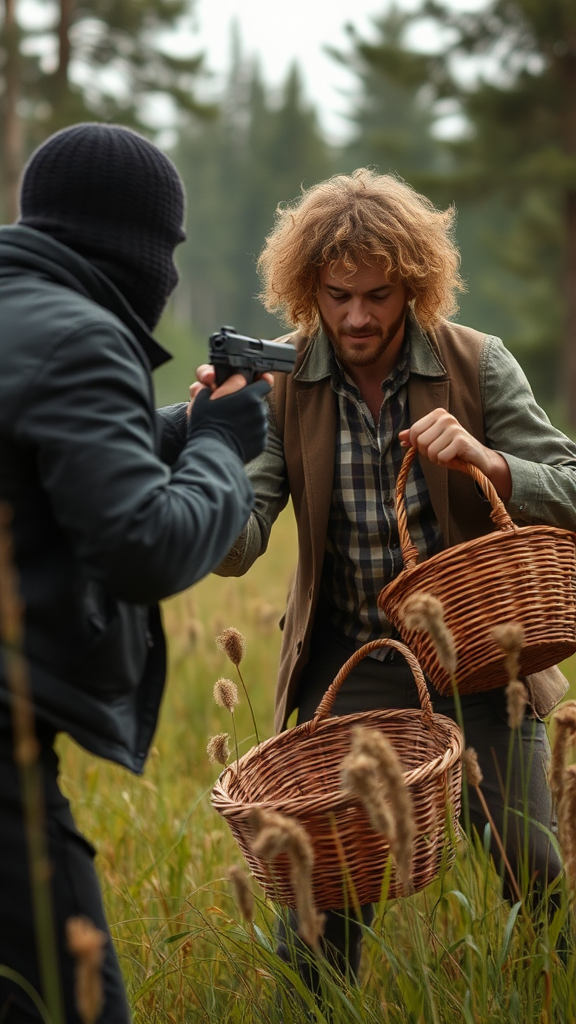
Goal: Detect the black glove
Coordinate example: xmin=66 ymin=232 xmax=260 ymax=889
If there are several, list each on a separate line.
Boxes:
xmin=187 ymin=380 xmax=271 ymax=464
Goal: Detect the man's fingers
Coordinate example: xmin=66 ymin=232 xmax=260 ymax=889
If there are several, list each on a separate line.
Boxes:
xmin=211 ymin=372 xmax=274 ymax=400
xmin=187 ymin=382 xmax=207 ymax=416
xmin=211 ymin=373 xmax=250 ymax=399
xmin=195 ymin=363 xmax=216 ymax=388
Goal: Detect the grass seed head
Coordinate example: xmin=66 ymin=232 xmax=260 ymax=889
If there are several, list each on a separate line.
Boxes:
xmin=250 ymin=808 xmax=324 ymax=948
xmin=401 ymin=592 xmax=457 ymax=677
xmin=462 ymin=747 xmax=483 ymax=787
xmin=506 ymin=679 xmax=528 ymax=730
xmin=343 ymin=727 xmax=415 ymax=891
xmin=492 ymin=622 xmax=524 ymax=681
xmin=558 ymin=765 xmax=576 ymax=898
xmin=550 ymin=701 xmax=576 ymax=803
xmin=207 ymin=733 xmax=230 ymax=765
xmin=66 ymin=916 xmax=106 ymax=1024
xmin=342 ymin=751 xmax=397 ymax=843
xmin=216 ymin=627 xmax=247 ymax=666
xmin=213 ymin=677 xmax=239 ymax=712
xmin=227 ymin=865 xmax=255 ymax=923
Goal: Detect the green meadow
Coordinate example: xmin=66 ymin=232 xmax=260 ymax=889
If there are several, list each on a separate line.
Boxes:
xmin=56 ymin=507 xmax=576 ymax=1023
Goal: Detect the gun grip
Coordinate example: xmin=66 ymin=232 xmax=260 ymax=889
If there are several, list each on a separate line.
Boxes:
xmin=214 ymin=365 xmax=255 ymax=388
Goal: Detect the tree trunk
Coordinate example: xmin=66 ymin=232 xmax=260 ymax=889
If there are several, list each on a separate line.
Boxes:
xmin=561 ymin=41 xmax=576 ymax=427
xmin=2 ymin=0 xmax=23 ymax=222
xmin=54 ymin=0 xmax=74 ymax=105
xmin=566 ymin=191 xmax=576 ymax=427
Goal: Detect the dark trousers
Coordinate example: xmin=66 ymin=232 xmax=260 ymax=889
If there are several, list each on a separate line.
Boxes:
xmin=0 ymin=733 xmax=131 ymax=1024
xmin=279 ymin=628 xmax=561 ymax=984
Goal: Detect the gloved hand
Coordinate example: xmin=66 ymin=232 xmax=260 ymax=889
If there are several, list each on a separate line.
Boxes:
xmin=187 ymin=380 xmax=271 ymax=464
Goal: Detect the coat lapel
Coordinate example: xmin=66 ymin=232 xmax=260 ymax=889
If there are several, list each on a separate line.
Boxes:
xmin=296 ymin=378 xmax=336 ymax=578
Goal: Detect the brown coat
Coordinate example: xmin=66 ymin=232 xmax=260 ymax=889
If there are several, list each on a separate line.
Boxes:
xmin=218 ymin=318 xmax=574 ymax=730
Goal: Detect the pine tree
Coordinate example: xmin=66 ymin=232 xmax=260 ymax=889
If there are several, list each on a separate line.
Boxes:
xmin=0 ymin=0 xmax=212 ymax=220
xmin=174 ymin=30 xmax=332 ymax=343
xmin=419 ymin=0 xmax=576 ymax=420
xmin=329 ymin=7 xmax=447 ymax=179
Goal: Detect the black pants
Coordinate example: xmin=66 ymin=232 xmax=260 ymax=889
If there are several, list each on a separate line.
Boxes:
xmin=279 ymin=628 xmax=561 ymax=984
xmin=0 ymin=732 xmax=131 ymax=1024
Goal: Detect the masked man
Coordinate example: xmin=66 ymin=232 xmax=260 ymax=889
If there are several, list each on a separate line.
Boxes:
xmin=0 ymin=123 xmax=271 ymax=1022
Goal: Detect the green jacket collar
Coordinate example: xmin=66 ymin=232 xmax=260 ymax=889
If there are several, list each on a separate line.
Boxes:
xmin=294 ymin=309 xmax=446 ymax=383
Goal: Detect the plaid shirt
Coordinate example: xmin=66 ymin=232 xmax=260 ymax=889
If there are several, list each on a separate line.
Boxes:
xmin=321 ymin=317 xmax=444 ymax=647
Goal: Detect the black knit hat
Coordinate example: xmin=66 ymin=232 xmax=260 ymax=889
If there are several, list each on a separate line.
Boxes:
xmin=19 ymin=122 xmax=186 ymax=330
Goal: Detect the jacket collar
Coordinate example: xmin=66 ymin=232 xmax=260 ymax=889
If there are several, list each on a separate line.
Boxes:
xmin=0 ymin=225 xmax=171 ymax=369
xmin=294 ymin=308 xmax=446 ymax=383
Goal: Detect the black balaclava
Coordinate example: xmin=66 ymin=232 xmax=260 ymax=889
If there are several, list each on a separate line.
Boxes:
xmin=19 ymin=122 xmax=186 ymax=330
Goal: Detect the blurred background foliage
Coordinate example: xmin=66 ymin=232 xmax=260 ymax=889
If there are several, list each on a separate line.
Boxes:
xmin=1 ymin=0 xmax=575 ymax=423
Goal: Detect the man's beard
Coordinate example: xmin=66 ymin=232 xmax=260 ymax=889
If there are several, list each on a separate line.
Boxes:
xmin=322 ymin=302 xmax=408 ymax=369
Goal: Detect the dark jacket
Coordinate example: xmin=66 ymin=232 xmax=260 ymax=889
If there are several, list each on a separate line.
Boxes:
xmin=0 ymin=226 xmax=254 ymax=773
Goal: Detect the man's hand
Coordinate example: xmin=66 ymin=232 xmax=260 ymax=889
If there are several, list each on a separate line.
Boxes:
xmin=186 ymin=364 xmax=273 ymax=465
xmin=399 ymin=408 xmax=512 ymax=501
xmin=189 ymin=364 xmax=274 ymax=407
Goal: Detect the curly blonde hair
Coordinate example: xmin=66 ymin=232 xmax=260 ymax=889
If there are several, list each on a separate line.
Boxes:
xmin=257 ymin=169 xmax=464 ymax=333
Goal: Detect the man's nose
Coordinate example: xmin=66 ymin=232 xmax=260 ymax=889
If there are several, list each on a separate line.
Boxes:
xmin=347 ymin=298 xmax=371 ymax=326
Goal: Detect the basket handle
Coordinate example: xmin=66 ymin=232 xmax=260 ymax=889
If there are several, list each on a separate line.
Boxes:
xmin=396 ymin=446 xmax=515 ymax=570
xmin=309 ymin=638 xmax=433 ymax=730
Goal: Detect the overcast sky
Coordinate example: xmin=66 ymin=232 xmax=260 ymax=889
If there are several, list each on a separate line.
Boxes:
xmin=189 ymin=0 xmax=487 ymax=140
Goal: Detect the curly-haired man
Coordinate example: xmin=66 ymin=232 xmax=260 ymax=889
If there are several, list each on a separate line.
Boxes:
xmin=208 ymin=169 xmax=576 ymax=991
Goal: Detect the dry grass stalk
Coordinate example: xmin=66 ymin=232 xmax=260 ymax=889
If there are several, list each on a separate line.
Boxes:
xmin=342 ymin=727 xmax=415 ymax=892
xmin=216 ymin=627 xmax=247 ymax=666
xmin=250 ymin=808 xmax=325 ymax=948
xmin=213 ymin=677 xmax=239 ymax=712
xmin=188 ymin=618 xmax=205 ymax=647
xmin=66 ymin=916 xmax=106 ymax=1024
xmin=558 ymin=765 xmax=576 ymax=897
xmin=492 ymin=622 xmax=525 ymax=683
xmin=550 ymin=701 xmax=576 ymax=804
xmin=461 ymin=747 xmax=527 ymax=912
xmin=227 ymin=864 xmax=255 ymax=924
xmin=401 ymin=592 xmax=457 ymax=676
xmin=506 ymin=679 xmax=528 ymax=730
xmin=0 ymin=505 xmax=64 ymax=1022
xmin=462 ymin=747 xmax=483 ymax=787
xmin=0 ymin=504 xmax=25 ymax=648
xmin=341 ymin=752 xmax=397 ymax=843
xmin=213 ymin=678 xmax=240 ymax=774
xmin=215 ymin=626 xmax=260 ymax=745
xmin=550 ymin=701 xmax=576 ymax=895
xmin=207 ymin=733 xmax=230 ymax=766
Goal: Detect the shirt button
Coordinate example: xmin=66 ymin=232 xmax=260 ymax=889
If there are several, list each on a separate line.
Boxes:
xmin=383 ymin=496 xmax=395 ymax=508
xmin=517 ymin=503 xmax=526 ymax=511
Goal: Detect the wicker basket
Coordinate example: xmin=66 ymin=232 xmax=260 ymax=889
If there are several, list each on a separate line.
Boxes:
xmin=211 ymin=639 xmax=462 ymax=910
xmin=378 ymin=446 xmax=576 ymax=696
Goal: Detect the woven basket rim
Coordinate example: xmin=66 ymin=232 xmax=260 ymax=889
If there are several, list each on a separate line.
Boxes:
xmin=211 ymin=705 xmax=463 ymax=818
xmin=384 ymin=518 xmax=575 ymax=588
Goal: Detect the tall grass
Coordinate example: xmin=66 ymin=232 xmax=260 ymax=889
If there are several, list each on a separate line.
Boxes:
xmin=56 ymin=508 xmax=576 ymax=1023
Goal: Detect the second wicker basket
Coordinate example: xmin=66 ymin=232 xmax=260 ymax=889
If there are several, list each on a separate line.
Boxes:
xmin=211 ymin=639 xmax=463 ymax=910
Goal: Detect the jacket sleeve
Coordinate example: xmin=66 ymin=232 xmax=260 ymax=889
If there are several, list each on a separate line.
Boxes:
xmin=155 ymin=403 xmax=188 ymax=466
xmin=482 ymin=336 xmax=576 ymax=530
xmin=215 ymin=398 xmax=290 ymax=576
xmin=17 ymin=322 xmax=255 ymax=603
